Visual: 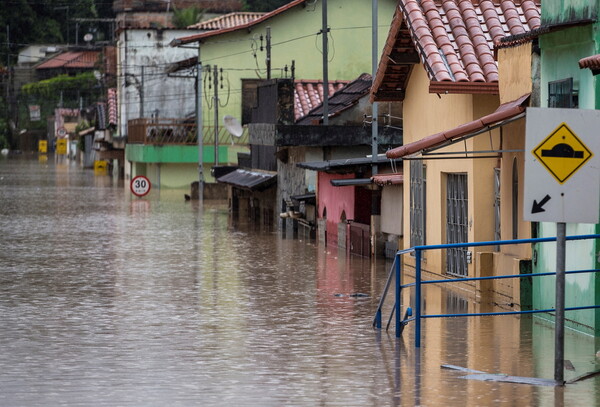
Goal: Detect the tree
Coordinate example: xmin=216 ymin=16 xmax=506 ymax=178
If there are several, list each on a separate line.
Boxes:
xmin=172 ymin=7 xmax=205 ymax=28
xmin=242 ymin=0 xmax=290 ymax=12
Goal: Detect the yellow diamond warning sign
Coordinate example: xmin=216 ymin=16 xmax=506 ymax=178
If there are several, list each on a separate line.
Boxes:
xmin=532 ymin=122 xmax=593 ymax=184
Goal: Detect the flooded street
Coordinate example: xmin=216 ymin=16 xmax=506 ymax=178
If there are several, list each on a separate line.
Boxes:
xmin=2 ymin=156 xmax=600 ymax=406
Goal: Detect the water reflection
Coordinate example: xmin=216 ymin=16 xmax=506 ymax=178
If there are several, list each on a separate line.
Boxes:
xmin=1 ymin=156 xmax=599 ymax=406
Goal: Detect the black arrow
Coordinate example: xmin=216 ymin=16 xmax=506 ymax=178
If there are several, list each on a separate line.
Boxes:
xmin=532 ymin=194 xmax=551 ymax=214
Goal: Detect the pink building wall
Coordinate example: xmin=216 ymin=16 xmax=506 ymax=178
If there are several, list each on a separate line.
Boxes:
xmin=318 ymin=172 xmax=355 ymax=246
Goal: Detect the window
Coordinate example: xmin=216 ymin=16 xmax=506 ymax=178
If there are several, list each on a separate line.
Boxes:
xmin=410 ymin=161 xmax=426 ymax=248
xmin=548 ymin=78 xmax=578 ymax=108
xmin=446 ymin=173 xmax=468 ymax=277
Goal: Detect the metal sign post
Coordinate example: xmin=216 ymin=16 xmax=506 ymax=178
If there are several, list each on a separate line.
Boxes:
xmin=525 ymin=108 xmax=600 ymax=385
xmin=554 ymin=222 xmax=566 ymax=383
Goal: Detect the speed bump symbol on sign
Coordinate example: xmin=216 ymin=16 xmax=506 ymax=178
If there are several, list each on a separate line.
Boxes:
xmin=532 ymin=122 xmax=593 ymax=184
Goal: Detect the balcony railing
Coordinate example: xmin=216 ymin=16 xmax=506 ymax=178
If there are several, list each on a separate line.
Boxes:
xmin=127 ymin=118 xmax=249 ymax=145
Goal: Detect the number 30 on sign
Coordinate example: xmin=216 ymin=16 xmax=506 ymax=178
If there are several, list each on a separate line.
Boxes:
xmin=131 ymin=175 xmax=151 ymax=197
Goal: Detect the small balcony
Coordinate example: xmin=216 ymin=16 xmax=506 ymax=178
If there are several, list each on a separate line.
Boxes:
xmin=127 ymin=118 xmax=248 ymax=145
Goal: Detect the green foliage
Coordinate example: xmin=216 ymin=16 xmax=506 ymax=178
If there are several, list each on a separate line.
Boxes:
xmin=242 ymin=0 xmax=290 ymax=12
xmin=172 ymin=7 xmax=205 ymax=28
xmin=22 ymin=72 xmax=98 ymax=98
xmin=0 ymin=0 xmax=112 ymax=64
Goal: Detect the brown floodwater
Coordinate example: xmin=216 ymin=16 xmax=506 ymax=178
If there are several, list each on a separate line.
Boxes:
xmin=1 ymin=155 xmax=600 ymax=406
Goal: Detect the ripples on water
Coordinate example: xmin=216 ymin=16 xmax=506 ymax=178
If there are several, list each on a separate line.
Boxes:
xmin=1 ymin=157 xmax=599 ymax=406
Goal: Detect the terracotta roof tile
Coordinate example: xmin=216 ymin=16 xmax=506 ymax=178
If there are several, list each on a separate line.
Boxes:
xmin=372 ymin=173 xmax=404 ymax=186
xmin=188 ymin=12 xmax=266 ymax=30
xmin=172 ymin=0 xmax=306 ymax=46
xmin=372 ymin=0 xmax=540 ymax=100
xmin=294 ymin=79 xmax=349 ymax=122
xmin=36 ymin=51 xmax=99 ymax=70
xmin=579 ymin=54 xmax=600 ymax=69
xmin=579 ymin=54 xmax=600 ymax=75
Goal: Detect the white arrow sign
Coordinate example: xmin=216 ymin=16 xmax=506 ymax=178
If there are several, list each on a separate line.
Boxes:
xmin=524 ymin=108 xmax=600 ymax=224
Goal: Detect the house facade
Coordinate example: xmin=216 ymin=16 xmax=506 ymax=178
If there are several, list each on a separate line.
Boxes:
xmin=372 ymin=1 xmax=540 ymax=304
xmin=533 ymin=0 xmax=600 ymax=335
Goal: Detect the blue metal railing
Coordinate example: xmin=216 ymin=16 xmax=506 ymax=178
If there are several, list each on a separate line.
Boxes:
xmin=373 ymin=234 xmax=600 ymax=347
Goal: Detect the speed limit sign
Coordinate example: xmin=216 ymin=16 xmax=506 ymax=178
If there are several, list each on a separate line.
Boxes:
xmin=56 ymin=127 xmax=67 ymax=138
xmin=131 ymin=175 xmax=151 ymax=197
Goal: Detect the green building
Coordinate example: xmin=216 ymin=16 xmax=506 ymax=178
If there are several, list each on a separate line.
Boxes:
xmin=534 ymin=0 xmax=600 ymax=335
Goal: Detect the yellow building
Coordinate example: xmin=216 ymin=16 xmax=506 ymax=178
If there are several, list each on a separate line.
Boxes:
xmin=371 ymin=0 xmax=540 ymax=306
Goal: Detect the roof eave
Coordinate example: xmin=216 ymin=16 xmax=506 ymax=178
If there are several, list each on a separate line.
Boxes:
xmin=429 ymin=81 xmax=499 ymax=95
xmin=171 ymin=0 xmax=307 ymax=47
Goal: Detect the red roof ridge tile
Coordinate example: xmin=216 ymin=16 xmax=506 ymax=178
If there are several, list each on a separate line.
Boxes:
xmin=501 ymin=1 xmax=527 ymax=36
xmin=458 ymin=0 xmax=498 ymax=81
xmin=404 ymin=0 xmax=452 ymax=81
xmin=480 ymin=0 xmax=506 ymax=43
xmin=443 ymin=0 xmax=486 ymax=82
xmin=521 ymin=0 xmax=541 ymax=29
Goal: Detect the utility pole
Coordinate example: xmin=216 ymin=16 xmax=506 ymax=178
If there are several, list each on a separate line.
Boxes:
xmin=140 ymin=66 xmax=145 ymax=118
xmin=266 ymin=27 xmax=272 ymax=80
xmin=213 ymin=65 xmax=219 ymax=167
xmin=196 ymin=53 xmax=204 ymax=202
xmin=321 ymin=0 xmax=329 ymax=125
xmin=371 ymin=0 xmax=379 ymax=176
xmin=5 ymin=25 xmax=10 ymax=146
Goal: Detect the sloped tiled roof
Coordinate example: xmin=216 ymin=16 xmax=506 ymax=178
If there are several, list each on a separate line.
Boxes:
xmin=189 ymin=12 xmax=266 ymax=30
xmin=372 ymin=0 xmax=541 ymax=101
xmin=297 ymin=73 xmax=372 ymax=124
xmin=295 ymin=79 xmax=349 ymax=122
xmin=172 ymin=0 xmax=307 ymax=46
xmin=579 ymin=54 xmax=600 ymax=75
xmin=36 ymin=51 xmax=100 ymax=70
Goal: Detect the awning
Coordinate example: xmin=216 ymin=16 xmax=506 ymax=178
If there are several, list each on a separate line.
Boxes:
xmin=297 ymin=155 xmax=395 ymax=172
xmin=579 ymin=54 xmax=600 ymax=75
xmin=216 ymin=169 xmax=276 ymax=191
xmin=386 ymin=93 xmax=530 ymax=159
xmin=330 ymin=178 xmax=373 ymax=187
xmin=290 ymin=193 xmax=316 ymax=205
xmin=372 ymin=173 xmax=403 ymax=186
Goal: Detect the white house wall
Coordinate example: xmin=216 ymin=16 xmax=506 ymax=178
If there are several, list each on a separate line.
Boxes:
xmin=117 ymin=29 xmax=202 ymax=137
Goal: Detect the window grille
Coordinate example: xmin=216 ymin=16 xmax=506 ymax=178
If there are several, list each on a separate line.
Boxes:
xmin=548 ymin=78 xmax=577 ymax=108
xmin=446 ymin=173 xmax=468 ymax=277
xmin=410 ymin=161 xmax=426 ymax=248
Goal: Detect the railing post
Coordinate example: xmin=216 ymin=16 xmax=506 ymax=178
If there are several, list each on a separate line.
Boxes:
xmin=415 ymin=248 xmax=422 ymax=348
xmin=395 ymin=252 xmax=401 ymax=337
